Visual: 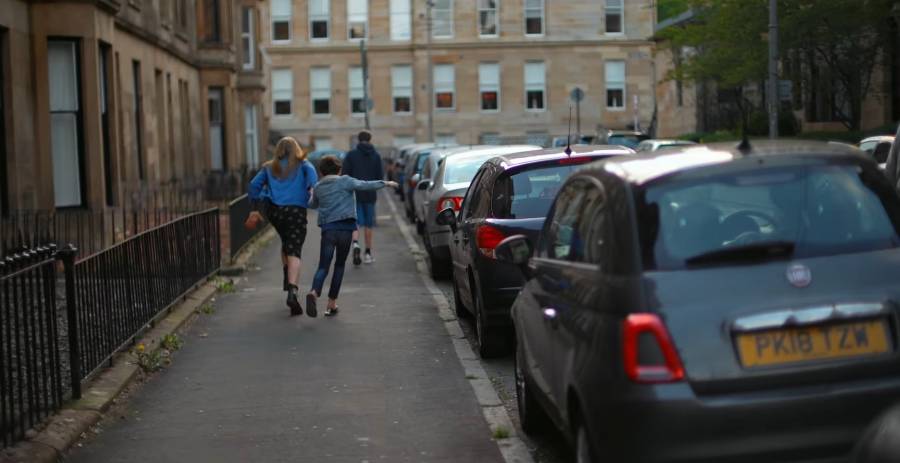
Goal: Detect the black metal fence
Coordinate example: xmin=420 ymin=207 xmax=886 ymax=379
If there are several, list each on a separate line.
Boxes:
xmin=70 ymin=209 xmax=220 ymax=388
xmin=228 ymin=194 xmax=268 ymax=260
xmin=0 ymin=209 xmax=221 ymax=447
xmin=0 ymin=246 xmax=66 ymax=447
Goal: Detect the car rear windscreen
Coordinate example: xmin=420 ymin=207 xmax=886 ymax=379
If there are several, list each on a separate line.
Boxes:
xmin=444 ymin=154 xmax=498 ymax=184
xmin=492 ymin=164 xmax=586 ymax=219
xmin=637 ymin=164 xmax=900 ymax=270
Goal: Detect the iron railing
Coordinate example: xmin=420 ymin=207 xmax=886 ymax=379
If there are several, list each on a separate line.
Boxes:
xmin=70 ymin=209 xmax=220 ymax=389
xmin=228 ymin=194 xmax=268 ymax=261
xmin=0 ymin=246 xmax=66 ymax=447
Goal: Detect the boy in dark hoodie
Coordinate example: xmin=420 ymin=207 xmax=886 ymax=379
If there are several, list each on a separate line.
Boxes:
xmin=341 ymin=131 xmax=385 ymax=265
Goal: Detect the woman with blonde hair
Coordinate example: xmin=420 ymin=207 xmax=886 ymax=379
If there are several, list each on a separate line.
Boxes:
xmin=248 ymin=137 xmax=318 ymax=316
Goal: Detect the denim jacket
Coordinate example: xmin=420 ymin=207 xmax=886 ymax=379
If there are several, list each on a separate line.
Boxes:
xmin=309 ymin=175 xmax=386 ymax=226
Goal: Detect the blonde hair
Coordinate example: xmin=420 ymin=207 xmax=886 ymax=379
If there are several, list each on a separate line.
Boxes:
xmin=267 ymin=137 xmax=307 ymax=179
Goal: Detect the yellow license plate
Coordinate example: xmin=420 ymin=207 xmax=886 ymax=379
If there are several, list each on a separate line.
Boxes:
xmin=736 ymin=319 xmax=892 ymax=368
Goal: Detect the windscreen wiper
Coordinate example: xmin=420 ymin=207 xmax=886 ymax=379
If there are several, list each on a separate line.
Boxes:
xmin=685 ymin=241 xmax=795 ymax=267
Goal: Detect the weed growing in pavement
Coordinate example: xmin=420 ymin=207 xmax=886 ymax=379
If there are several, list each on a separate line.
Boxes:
xmin=161 ymin=333 xmax=183 ymax=351
xmin=465 ymin=374 xmax=479 ymax=380
xmin=215 ymin=278 xmax=236 ymax=293
xmin=133 ymin=343 xmax=165 ymax=373
xmin=492 ymin=426 xmax=511 ymax=439
xmin=198 ymin=303 xmax=215 ymax=315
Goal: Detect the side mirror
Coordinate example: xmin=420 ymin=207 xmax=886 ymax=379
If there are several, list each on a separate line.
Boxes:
xmin=435 ymin=207 xmax=458 ymax=232
xmin=417 ymin=180 xmax=431 ymax=191
xmin=495 ymin=235 xmax=533 ymax=267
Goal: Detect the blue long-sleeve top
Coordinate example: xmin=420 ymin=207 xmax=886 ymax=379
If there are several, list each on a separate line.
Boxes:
xmin=249 ymin=160 xmax=318 ymax=208
xmin=309 ymin=175 xmax=386 ymax=226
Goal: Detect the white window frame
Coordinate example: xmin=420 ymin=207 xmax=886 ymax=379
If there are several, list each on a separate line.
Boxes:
xmin=524 ymin=61 xmax=546 ymax=112
xmin=433 ymin=64 xmax=455 ymax=111
xmin=479 ymin=62 xmax=500 ymax=113
xmin=390 ymin=0 xmax=411 ymax=41
xmin=349 ymin=67 xmax=365 ymax=116
xmin=241 ymin=7 xmax=255 ymax=70
xmin=478 ymin=0 xmax=499 ymax=38
xmin=605 ymin=60 xmax=626 ymax=111
xmin=347 ymin=0 xmax=368 ymax=40
xmin=605 ymin=0 xmax=624 ymax=35
xmin=310 ymin=67 xmax=332 ymax=117
xmin=391 ymin=65 xmax=413 ymax=115
xmin=271 ymin=68 xmax=293 ymax=117
xmin=432 ymin=0 xmax=453 ymax=39
xmin=309 ymin=0 xmax=330 ymax=41
xmin=524 ymin=0 xmax=544 ymax=37
xmin=270 ymin=0 xmax=292 ymax=43
xmin=244 ymin=104 xmax=259 ymax=167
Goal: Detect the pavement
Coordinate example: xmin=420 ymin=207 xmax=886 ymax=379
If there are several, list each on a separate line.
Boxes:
xmin=64 ymin=193 xmax=506 ymax=463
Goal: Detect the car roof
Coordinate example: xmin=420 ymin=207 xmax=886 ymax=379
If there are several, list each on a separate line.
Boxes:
xmin=597 ymin=140 xmax=866 ymax=186
xmin=491 ymin=145 xmax=633 ymax=169
xmin=443 ymin=145 xmax=542 ymax=163
xmin=860 ymin=136 xmax=894 ymax=144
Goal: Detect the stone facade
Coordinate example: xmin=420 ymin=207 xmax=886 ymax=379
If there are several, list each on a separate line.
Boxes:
xmin=0 ymin=0 xmax=268 ymax=212
xmin=261 ymin=0 xmax=657 ymax=150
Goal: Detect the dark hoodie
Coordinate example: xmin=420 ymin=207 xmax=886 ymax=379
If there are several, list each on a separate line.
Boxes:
xmin=342 ymin=142 xmax=385 ymax=204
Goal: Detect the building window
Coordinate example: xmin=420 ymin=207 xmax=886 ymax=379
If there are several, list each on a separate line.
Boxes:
xmin=208 ymin=87 xmax=225 ymax=171
xmin=479 ymin=63 xmax=500 ymax=112
xmin=605 ymin=0 xmax=623 ymax=34
xmin=434 ymin=64 xmax=455 ymax=110
xmin=393 ymin=135 xmax=414 ymax=147
xmin=272 ymin=69 xmax=292 ymax=116
xmin=309 ymin=0 xmax=329 ymax=40
xmin=49 ymin=40 xmax=84 ymax=207
xmin=244 ymin=104 xmax=259 ymax=167
xmin=605 ymin=60 xmax=625 ymax=109
xmin=241 ymin=7 xmax=255 ymax=70
xmin=391 ymin=65 xmax=412 ymax=114
xmin=311 ymin=67 xmax=331 ymax=116
xmin=525 ymin=61 xmax=545 ymax=111
xmin=390 ymin=0 xmax=411 ymax=41
xmin=526 ymin=131 xmax=548 ymax=147
xmin=436 ymin=134 xmax=456 ymax=145
xmin=480 ymin=133 xmax=501 ymax=145
xmin=203 ymin=0 xmax=221 ymax=42
xmin=349 ymin=67 xmax=365 ymax=115
xmin=347 ymin=0 xmax=368 ymax=40
xmin=525 ymin=0 xmax=543 ymax=36
xmin=432 ymin=0 xmax=453 ymax=38
xmin=478 ymin=0 xmax=498 ymax=37
xmin=271 ymin=0 xmax=291 ymax=42
xmin=313 ymin=137 xmax=333 ymax=150
xmin=132 ymin=60 xmax=145 ymax=180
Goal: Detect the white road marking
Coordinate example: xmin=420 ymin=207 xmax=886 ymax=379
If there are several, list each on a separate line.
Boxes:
xmin=383 ymin=192 xmax=535 ymax=463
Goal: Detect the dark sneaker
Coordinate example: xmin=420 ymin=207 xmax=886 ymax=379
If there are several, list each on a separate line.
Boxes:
xmin=325 ymin=307 xmax=339 ymax=317
xmin=287 ymin=287 xmax=302 ymax=317
xmin=282 ymin=266 xmax=289 ymax=292
xmin=353 ymin=246 xmax=362 ymax=266
xmin=306 ymin=293 xmax=318 ymax=318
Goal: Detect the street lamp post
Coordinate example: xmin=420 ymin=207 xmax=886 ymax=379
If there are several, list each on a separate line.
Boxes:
xmin=768 ymin=0 xmax=779 ymax=139
xmin=425 ymin=0 xmax=435 ymax=142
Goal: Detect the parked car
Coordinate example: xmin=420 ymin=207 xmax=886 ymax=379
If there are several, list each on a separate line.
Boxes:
xmin=859 ymin=135 xmax=894 ymax=169
xmin=307 ymin=149 xmax=346 ymax=170
xmin=437 ymin=145 xmax=633 ymax=357
xmin=635 ymin=139 xmax=697 ymax=152
xmin=423 ymin=145 xmax=541 ymax=280
xmin=392 ymin=144 xmax=436 ymax=199
xmin=496 ymin=140 xmax=900 ymax=462
xmin=402 ymin=145 xmax=459 ymax=220
xmin=413 ymin=146 xmax=482 ymax=234
xmin=595 ymin=129 xmax=651 ymax=149
xmin=551 ymin=135 xmax=596 ymax=147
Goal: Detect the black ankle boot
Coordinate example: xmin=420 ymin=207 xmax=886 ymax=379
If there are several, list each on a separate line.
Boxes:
xmin=287 ymin=285 xmax=302 ymax=316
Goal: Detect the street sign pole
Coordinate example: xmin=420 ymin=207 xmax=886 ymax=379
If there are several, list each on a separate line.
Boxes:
xmin=569 ymin=87 xmax=584 ymax=136
xmin=768 ymin=0 xmax=779 ymax=139
xmin=360 ymin=40 xmax=371 ymax=131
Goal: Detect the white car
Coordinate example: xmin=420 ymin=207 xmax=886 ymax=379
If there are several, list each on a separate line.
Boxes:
xmin=859 ymin=135 xmax=894 ymax=170
xmin=635 ymin=139 xmax=698 ymax=152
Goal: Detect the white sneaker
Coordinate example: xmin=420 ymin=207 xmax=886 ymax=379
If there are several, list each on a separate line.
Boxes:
xmin=363 ymin=252 xmax=375 ymax=264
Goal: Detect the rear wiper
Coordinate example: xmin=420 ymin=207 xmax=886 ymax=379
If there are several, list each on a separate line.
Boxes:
xmin=684 ymin=241 xmax=795 ymax=267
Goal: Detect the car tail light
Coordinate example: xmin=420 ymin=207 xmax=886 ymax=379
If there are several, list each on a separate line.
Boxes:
xmin=557 ymin=156 xmax=597 ymax=166
xmin=436 ymin=196 xmax=463 ymax=212
xmin=623 ymin=314 xmax=685 ymax=384
xmin=476 ymin=225 xmax=506 ymax=259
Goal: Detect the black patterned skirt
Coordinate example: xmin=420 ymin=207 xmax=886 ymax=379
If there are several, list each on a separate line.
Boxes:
xmin=268 ymin=205 xmax=308 ymax=258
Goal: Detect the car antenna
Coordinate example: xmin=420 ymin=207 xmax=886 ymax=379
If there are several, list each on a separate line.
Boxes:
xmin=565 ymin=106 xmax=573 ymax=156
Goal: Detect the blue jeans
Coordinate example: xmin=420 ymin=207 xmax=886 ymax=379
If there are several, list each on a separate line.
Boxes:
xmin=311 ymin=230 xmax=353 ymax=300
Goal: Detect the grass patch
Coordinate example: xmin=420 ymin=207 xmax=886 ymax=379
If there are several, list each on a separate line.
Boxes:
xmin=198 ymin=303 xmax=215 ymax=315
xmin=215 ymin=278 xmax=236 ymax=293
xmin=161 ymin=333 xmax=183 ymax=351
xmin=492 ymin=426 xmax=511 ymax=440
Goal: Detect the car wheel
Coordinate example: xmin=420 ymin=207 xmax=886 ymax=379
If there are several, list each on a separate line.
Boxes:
xmin=515 ymin=341 xmax=550 ymax=435
xmin=474 ymin=279 xmax=506 ymax=358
